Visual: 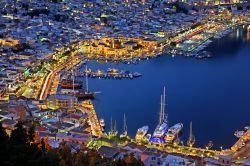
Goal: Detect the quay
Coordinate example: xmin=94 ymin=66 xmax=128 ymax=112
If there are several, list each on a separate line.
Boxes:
xmin=76 ymin=101 xmax=103 ymax=137
xmin=38 ymin=53 xmax=84 ymax=100
xmin=231 ymin=128 xmax=250 ymax=152
xmin=144 ymin=143 xmax=222 ymax=160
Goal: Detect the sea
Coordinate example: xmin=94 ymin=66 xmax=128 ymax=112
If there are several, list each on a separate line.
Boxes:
xmin=81 ymin=25 xmax=250 ymax=149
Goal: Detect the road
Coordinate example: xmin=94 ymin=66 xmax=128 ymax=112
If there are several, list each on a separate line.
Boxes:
xmin=144 ymin=142 xmax=221 ymax=160
xmin=38 ymin=54 xmax=82 ymax=100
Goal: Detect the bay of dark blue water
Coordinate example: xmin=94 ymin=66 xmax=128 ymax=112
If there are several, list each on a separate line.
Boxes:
xmin=84 ymin=26 xmax=250 ymax=149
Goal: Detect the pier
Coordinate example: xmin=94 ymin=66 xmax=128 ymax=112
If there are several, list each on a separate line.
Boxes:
xmin=79 ymin=68 xmax=142 ymax=80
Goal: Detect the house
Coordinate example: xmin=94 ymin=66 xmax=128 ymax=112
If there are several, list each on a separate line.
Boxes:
xmin=0 ymin=110 xmax=19 ymax=120
xmin=8 ymin=105 xmax=27 ymax=121
xmin=1 ymin=119 xmax=17 ymax=133
xmin=218 ymin=155 xmax=232 ymax=166
xmin=98 ymin=146 xmax=121 ymax=159
xmin=162 ymin=154 xmax=195 ymax=166
xmin=141 ymin=151 xmax=168 ymax=166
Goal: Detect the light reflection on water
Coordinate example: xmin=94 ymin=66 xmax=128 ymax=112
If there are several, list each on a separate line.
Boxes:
xmin=84 ymin=26 xmax=250 ymax=149
xmin=247 ymin=25 xmax=250 ymax=41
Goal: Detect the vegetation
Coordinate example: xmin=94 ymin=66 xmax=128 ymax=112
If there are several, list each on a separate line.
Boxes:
xmin=0 ymin=122 xmax=59 ymax=166
xmin=0 ymin=122 xmax=144 ymax=166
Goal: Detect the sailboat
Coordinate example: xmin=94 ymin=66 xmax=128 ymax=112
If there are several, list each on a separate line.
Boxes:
xmin=108 ymin=117 xmax=118 ymax=137
xmin=120 ymin=113 xmax=128 ymax=138
xmin=61 ymin=72 xmax=82 ymax=89
xmin=74 ymin=65 xmax=95 ymax=99
xmin=187 ymin=121 xmax=195 ymax=147
xmin=150 ymin=87 xmax=168 ymax=143
xmin=62 ymin=66 xmax=95 ymax=99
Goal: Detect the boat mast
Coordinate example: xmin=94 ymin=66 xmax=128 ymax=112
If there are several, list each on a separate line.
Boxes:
xmin=114 ymin=119 xmax=117 ymax=132
xmin=159 ymin=95 xmax=163 ymax=125
xmin=123 ymin=113 xmax=127 ymax=134
xmin=163 ymin=86 xmax=167 ymax=123
xmin=187 ymin=121 xmax=195 ymax=147
xmin=110 ymin=117 xmax=113 ymax=132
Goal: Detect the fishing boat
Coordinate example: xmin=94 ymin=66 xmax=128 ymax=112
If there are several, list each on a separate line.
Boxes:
xmin=135 ymin=126 xmax=149 ymax=141
xmin=165 ymin=123 xmax=183 ymax=143
xmin=150 ymin=87 xmax=168 ymax=144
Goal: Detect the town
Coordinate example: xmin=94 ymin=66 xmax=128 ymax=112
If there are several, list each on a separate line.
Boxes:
xmin=0 ymin=0 xmax=250 ymax=165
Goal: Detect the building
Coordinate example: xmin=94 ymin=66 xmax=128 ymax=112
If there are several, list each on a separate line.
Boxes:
xmin=46 ymin=94 xmax=77 ymax=109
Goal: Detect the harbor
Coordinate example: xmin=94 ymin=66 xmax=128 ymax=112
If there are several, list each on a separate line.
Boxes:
xmin=87 ymin=26 xmax=250 ymax=149
xmin=79 ymin=68 xmax=142 ymax=80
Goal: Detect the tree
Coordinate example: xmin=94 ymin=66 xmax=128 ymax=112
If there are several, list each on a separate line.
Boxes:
xmin=10 ymin=122 xmax=28 ymax=145
xmin=123 ymin=153 xmax=144 ymax=166
xmin=28 ymin=125 xmax=35 ymax=143
xmin=0 ymin=122 xmax=9 ymax=145
xmin=41 ymin=136 xmax=51 ymax=152
xmin=0 ymin=123 xmax=9 ymax=164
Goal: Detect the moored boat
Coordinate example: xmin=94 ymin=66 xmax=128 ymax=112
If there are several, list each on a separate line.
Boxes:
xmin=61 ymin=89 xmax=95 ymax=99
xmin=135 ymin=125 xmax=149 ymax=141
xmin=165 ymin=123 xmax=183 ymax=143
xmin=100 ymin=118 xmax=105 ymax=128
xmin=150 ymin=87 xmax=168 ymax=144
xmin=234 ymin=130 xmax=245 ymax=138
xmin=61 ymin=79 xmax=82 ymax=89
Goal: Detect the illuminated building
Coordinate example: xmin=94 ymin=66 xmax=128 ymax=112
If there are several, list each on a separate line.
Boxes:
xmin=46 ymin=94 xmax=77 ymax=109
xmin=0 ymin=38 xmax=20 ymax=47
xmin=80 ymin=37 xmax=159 ymax=58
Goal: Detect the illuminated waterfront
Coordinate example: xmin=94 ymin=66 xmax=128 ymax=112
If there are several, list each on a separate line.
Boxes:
xmin=85 ymin=26 xmax=250 ymax=149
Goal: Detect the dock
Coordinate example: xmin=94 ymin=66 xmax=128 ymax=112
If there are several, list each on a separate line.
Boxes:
xmin=79 ymin=68 xmax=142 ymax=80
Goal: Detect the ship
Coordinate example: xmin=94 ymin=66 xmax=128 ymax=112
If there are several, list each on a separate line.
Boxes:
xmin=61 ymin=89 xmax=95 ymax=99
xmin=135 ymin=126 xmax=149 ymax=141
xmin=61 ymin=66 xmax=96 ymax=99
xmin=165 ymin=123 xmax=183 ymax=143
xmin=61 ymin=79 xmax=82 ymax=89
xmin=150 ymin=87 xmax=168 ymax=144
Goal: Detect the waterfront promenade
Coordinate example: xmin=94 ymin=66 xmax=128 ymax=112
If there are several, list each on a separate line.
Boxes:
xmin=76 ymin=101 xmax=103 ymax=137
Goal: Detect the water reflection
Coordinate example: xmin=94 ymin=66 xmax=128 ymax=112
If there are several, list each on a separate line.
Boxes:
xmin=247 ymin=25 xmax=250 ymax=41
xmin=87 ymin=27 xmax=250 ymax=148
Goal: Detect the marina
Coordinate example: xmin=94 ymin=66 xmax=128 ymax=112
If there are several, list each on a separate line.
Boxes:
xmin=79 ymin=68 xmax=142 ymax=80
xmin=88 ymin=26 xmax=250 ymax=148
